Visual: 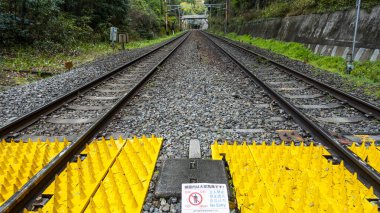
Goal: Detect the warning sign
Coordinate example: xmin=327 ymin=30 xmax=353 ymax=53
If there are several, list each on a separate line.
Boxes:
xmin=189 ymin=192 xmax=203 ymax=205
xmin=182 ymin=183 xmax=229 ymax=213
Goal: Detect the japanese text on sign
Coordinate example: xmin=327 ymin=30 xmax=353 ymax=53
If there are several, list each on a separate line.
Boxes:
xmin=182 ymin=183 xmax=229 ymax=213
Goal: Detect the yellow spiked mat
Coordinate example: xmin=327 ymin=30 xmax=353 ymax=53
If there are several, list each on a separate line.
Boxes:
xmin=348 ymin=140 xmax=380 ymax=173
xmin=211 ymin=141 xmax=378 ymax=213
xmin=25 ymin=135 xmax=162 ymax=213
xmin=0 ymin=138 xmax=69 ymax=205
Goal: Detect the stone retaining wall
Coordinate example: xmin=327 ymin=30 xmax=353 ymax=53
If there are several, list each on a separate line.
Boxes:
xmin=229 ymin=6 xmax=380 ymax=61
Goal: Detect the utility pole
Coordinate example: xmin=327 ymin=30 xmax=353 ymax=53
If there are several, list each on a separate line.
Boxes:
xmin=352 ymin=0 xmax=361 ymax=62
xmin=205 ymin=3 xmax=226 ymax=31
xmin=177 ymin=7 xmax=181 ymax=31
xmin=346 ymin=0 xmax=361 ymax=73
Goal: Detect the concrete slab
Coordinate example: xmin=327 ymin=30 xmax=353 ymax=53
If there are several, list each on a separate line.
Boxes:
xmin=95 ymin=88 xmax=129 ymax=93
xmin=67 ymin=105 xmax=111 ymax=110
xmin=317 ymin=116 xmax=367 ymax=123
xmin=84 ymin=96 xmax=120 ymax=100
xmin=295 ymin=102 xmax=342 ymax=109
xmin=155 ymin=159 xmax=230 ymax=198
xmin=189 ymin=139 xmax=201 ymax=158
xmin=283 ymin=93 xmax=324 ymax=99
xmin=47 ymin=118 xmax=97 ymax=124
xmin=370 ymin=49 xmax=379 ymax=62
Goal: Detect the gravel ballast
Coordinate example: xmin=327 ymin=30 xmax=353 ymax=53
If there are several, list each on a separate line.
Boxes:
xmin=103 ymin=31 xmax=308 ymax=213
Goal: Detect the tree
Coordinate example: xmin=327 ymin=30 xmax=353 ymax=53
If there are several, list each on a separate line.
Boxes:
xmin=0 ymin=0 xmax=170 ymax=48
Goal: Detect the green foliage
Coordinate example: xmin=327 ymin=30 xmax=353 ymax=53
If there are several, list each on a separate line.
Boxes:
xmin=193 ymin=0 xmax=207 ymax=14
xmin=216 ymin=0 xmax=380 ymax=21
xmin=128 ymin=0 xmax=161 ymax=39
xmin=125 ymin=33 xmax=179 ymax=49
xmin=0 ymin=0 xmax=185 ymax=90
xmin=260 ymin=2 xmax=291 ymax=18
xmin=180 ymin=0 xmax=206 ymax=15
xmin=180 ymin=2 xmax=194 ymax=14
xmin=2 ymin=33 xmax=180 ymax=73
xmin=3 ymin=42 xmax=113 ymax=72
xmin=221 ymin=32 xmax=380 ymax=97
xmin=351 ymin=61 xmax=380 ymax=83
xmin=0 ymin=0 xmax=169 ymax=51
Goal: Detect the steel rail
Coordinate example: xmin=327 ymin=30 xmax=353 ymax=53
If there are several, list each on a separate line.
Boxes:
xmin=0 ymin=32 xmax=186 ymax=138
xmin=0 ymin=32 xmax=191 ymax=213
xmin=207 ymin=32 xmax=380 ymax=120
xmin=201 ymin=31 xmax=380 ymax=195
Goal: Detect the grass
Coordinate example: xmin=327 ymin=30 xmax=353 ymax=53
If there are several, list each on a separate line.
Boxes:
xmin=1 ymin=33 xmax=181 ymax=74
xmin=2 ymin=43 xmax=113 ymax=73
xmin=216 ymin=32 xmax=380 ymax=98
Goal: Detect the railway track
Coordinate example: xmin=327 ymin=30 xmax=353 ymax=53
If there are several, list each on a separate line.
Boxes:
xmin=0 ymin=33 xmax=187 ymax=139
xmin=0 ymin=32 xmax=190 ymax=212
xmin=16 ymin=35 xmax=187 ymax=139
xmin=0 ymin=30 xmax=379 ymax=212
xmin=201 ymin=31 xmax=380 ymax=195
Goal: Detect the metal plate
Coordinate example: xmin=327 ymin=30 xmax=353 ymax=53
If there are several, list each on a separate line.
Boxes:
xmin=83 ymin=96 xmax=120 ymax=100
xmin=283 ymin=94 xmax=324 ymax=99
xmin=222 ymin=129 xmax=266 ymax=133
xmin=276 ymin=130 xmax=304 ymax=142
xmin=268 ymin=81 xmax=297 ymax=85
xmin=95 ymin=88 xmax=129 ymax=93
xmin=155 ymin=159 xmax=230 ymax=198
xmin=67 ymin=105 xmax=111 ymax=110
xmin=47 ymin=118 xmax=97 ymax=124
xmin=317 ymin=116 xmax=367 ymax=123
xmin=296 ymin=103 xmax=342 ymax=109
xmin=276 ymin=86 xmax=309 ymax=91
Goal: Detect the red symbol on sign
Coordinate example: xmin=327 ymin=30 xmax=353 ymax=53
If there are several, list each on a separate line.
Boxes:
xmin=189 ymin=192 xmax=203 ymax=206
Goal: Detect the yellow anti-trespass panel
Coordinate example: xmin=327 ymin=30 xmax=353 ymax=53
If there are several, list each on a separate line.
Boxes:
xmin=348 ymin=141 xmax=380 ymax=173
xmin=212 ymin=141 xmax=378 ymax=212
xmin=0 ymin=139 xmax=69 ymax=205
xmin=28 ymin=135 xmax=162 ymax=213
